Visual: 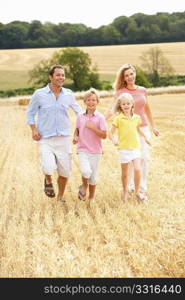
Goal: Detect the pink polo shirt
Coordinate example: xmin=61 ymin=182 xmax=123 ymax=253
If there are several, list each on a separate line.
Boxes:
xmin=116 ymin=86 xmax=148 ymax=127
xmin=76 ymin=110 xmax=107 ymax=154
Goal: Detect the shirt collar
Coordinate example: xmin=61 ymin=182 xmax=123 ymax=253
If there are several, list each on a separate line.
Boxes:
xmin=46 ymin=84 xmax=65 ymax=94
xmin=120 ymin=112 xmax=135 ymax=119
xmin=83 ymin=109 xmax=98 ymax=116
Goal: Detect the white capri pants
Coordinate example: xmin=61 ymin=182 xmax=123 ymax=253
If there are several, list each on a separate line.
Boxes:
xmin=128 ymin=126 xmax=151 ymax=191
xmin=38 ymin=136 xmax=72 ymax=178
xmin=78 ymin=152 xmax=101 ymax=185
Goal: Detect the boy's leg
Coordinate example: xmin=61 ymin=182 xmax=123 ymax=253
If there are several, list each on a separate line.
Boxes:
xmin=88 ymin=154 xmax=101 ymax=202
xmin=78 ymin=152 xmax=92 ymax=200
xmin=88 ymin=184 xmax=96 ymax=202
xmin=81 ymin=176 xmax=88 ymax=192
xmin=121 ymin=163 xmax=129 ymax=201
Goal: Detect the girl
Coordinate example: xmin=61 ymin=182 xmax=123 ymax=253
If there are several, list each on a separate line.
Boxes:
xmin=106 ymin=63 xmax=159 ymax=199
xmin=109 ymin=93 xmax=151 ymax=202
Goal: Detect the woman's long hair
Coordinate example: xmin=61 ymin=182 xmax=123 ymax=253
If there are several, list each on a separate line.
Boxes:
xmin=113 ymin=64 xmax=136 ymax=91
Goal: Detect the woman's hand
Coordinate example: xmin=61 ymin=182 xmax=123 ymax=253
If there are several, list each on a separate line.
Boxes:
xmin=152 ymin=127 xmax=159 ymax=136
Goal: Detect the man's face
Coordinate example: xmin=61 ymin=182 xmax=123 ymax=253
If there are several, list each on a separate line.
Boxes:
xmin=49 ymin=68 xmax=65 ymax=87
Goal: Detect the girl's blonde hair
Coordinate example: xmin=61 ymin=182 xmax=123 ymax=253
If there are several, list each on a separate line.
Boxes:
xmin=114 ymin=92 xmax=134 ymax=114
xmin=113 ymin=63 xmax=136 ymax=91
xmin=83 ymin=87 xmax=100 ymax=102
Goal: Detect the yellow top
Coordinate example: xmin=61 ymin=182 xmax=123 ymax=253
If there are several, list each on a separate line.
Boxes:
xmin=112 ymin=113 xmax=142 ymax=149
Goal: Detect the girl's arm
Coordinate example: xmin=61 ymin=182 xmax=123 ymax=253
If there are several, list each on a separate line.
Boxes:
xmin=86 ymin=121 xmax=107 ymax=139
xmin=144 ymin=102 xmax=159 ymax=136
xmin=108 ymin=125 xmax=118 ymax=146
xmin=72 ymin=128 xmax=79 ymax=144
xmin=137 ymin=125 xmax=151 ymax=146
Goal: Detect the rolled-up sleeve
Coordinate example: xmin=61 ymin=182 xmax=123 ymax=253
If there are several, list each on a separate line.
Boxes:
xmin=70 ymin=94 xmax=82 ymax=115
xmin=27 ymin=92 xmax=39 ymax=125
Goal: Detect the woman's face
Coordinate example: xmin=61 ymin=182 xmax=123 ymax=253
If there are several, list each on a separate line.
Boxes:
xmin=123 ymin=68 xmax=136 ymax=85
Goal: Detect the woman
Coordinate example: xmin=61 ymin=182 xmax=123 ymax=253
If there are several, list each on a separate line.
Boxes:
xmin=106 ymin=64 xmax=159 ymax=199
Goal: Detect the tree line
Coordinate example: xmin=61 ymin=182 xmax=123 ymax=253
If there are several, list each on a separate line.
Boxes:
xmin=0 ymin=12 xmax=185 ymax=49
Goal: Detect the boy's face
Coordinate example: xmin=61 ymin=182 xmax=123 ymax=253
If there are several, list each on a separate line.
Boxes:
xmin=84 ymin=94 xmax=99 ymax=110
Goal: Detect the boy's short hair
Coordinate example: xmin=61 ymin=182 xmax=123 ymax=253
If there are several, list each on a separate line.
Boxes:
xmin=83 ymin=88 xmax=100 ymax=102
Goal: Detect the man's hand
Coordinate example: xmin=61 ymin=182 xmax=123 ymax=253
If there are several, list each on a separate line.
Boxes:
xmin=32 ymin=128 xmax=41 ymax=141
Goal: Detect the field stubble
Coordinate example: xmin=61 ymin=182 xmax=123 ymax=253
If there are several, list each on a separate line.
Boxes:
xmin=0 ymin=94 xmax=184 ymax=277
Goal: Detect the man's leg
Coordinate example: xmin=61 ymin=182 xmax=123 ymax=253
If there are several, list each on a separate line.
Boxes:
xmin=39 ymin=141 xmax=57 ymax=198
xmin=57 ymin=176 xmax=68 ymax=199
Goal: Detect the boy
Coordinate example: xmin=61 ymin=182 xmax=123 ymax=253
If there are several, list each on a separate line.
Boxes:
xmin=73 ymin=88 xmax=107 ymax=205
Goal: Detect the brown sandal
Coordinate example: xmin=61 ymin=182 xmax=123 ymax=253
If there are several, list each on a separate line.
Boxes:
xmin=78 ymin=185 xmax=86 ymax=201
xmin=44 ymin=179 xmax=55 ymax=198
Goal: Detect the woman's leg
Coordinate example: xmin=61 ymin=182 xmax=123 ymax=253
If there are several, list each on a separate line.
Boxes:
xmin=139 ymin=126 xmax=151 ymax=192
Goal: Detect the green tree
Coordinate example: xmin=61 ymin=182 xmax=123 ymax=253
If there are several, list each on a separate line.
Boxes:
xmin=101 ymin=25 xmax=121 ymax=45
xmin=29 ymin=47 xmax=102 ymax=91
xmin=140 ymin=46 xmax=174 ymax=86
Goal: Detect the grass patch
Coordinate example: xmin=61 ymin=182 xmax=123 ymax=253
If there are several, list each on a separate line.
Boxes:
xmin=99 ymin=73 xmax=115 ymax=82
xmin=0 ymin=70 xmax=31 ymax=90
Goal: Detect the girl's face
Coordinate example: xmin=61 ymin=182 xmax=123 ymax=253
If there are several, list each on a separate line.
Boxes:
xmin=120 ymin=98 xmax=133 ymax=114
xmin=123 ymin=68 xmax=136 ymax=85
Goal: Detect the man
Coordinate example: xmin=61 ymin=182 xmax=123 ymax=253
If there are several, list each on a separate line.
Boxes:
xmin=27 ymin=65 xmax=82 ymax=202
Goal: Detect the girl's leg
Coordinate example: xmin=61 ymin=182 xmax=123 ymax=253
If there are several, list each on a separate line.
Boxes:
xmin=132 ymin=158 xmax=141 ymax=194
xmin=121 ymin=163 xmax=129 ymax=201
xmin=128 ymin=162 xmax=135 ymax=193
xmin=133 ymin=158 xmax=145 ymax=201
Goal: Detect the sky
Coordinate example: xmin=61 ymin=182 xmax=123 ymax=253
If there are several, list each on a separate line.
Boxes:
xmin=1 ymin=0 xmax=185 ymax=28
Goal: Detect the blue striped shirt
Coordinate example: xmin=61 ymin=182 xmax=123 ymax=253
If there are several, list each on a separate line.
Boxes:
xmin=27 ymin=85 xmax=82 ymax=138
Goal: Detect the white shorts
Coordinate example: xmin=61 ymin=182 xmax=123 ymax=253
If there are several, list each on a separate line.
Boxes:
xmin=38 ymin=136 xmax=72 ymax=177
xmin=78 ymin=152 xmax=101 ymax=185
xmin=140 ymin=126 xmax=151 ymax=160
xmin=119 ymin=149 xmax=141 ymax=163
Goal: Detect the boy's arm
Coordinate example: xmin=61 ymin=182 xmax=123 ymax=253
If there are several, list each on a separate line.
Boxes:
xmin=72 ymin=128 xmax=79 ymax=144
xmin=108 ymin=125 xmax=118 ymax=146
xmin=86 ymin=121 xmax=107 ymax=139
